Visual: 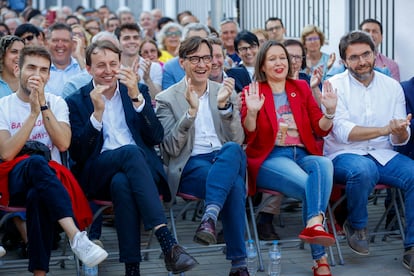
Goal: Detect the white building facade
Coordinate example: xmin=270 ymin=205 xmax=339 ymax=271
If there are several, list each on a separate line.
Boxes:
xmin=31 ymin=0 xmax=414 ymax=80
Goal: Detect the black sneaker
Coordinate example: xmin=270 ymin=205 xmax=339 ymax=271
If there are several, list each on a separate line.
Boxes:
xmin=17 ymin=242 xmax=28 ymax=259
xmin=403 ymin=248 xmax=414 ymax=275
xmin=343 ymin=220 xmax=369 ymax=255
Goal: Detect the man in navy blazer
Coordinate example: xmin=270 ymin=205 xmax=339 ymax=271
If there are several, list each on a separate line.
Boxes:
xmin=66 ymin=40 xmax=197 ymax=276
xmin=397 ymin=77 xmax=414 ymax=159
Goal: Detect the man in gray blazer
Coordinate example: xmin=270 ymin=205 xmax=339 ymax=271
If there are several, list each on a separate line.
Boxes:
xmin=156 ymin=36 xmax=249 ymax=276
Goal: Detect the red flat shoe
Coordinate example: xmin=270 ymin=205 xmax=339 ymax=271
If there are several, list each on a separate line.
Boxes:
xmin=298 ymin=224 xmax=335 ymax=247
xmin=312 ymin=261 xmax=332 ymax=276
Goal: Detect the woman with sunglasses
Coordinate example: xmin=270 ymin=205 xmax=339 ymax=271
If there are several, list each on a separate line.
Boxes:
xmin=157 ymin=22 xmax=183 ymax=63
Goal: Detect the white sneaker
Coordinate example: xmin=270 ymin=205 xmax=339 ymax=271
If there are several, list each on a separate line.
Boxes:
xmin=0 ymin=246 xmax=5 ymax=257
xmin=70 ymin=231 xmax=108 ymax=267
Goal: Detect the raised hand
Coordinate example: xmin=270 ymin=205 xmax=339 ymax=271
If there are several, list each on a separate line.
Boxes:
xmin=185 ymin=78 xmax=199 ymax=117
xmin=321 ymin=81 xmax=337 ymax=114
xmin=244 ymin=81 xmax=265 ymax=113
xmin=116 ymin=67 xmax=140 ymax=99
xmin=90 ymin=85 xmax=109 ymax=120
xmin=217 ymin=77 xmax=235 ymax=107
xmin=28 ymin=75 xmax=47 ymax=106
xmin=310 ymin=65 xmax=323 ymax=89
xmin=327 ymin=52 xmax=336 ymax=70
xmin=140 ymin=59 xmax=152 ymax=82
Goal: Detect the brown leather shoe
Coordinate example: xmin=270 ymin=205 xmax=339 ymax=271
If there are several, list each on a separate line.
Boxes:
xmin=257 ymin=222 xmax=280 ymax=241
xmin=164 ymin=244 xmax=198 ymax=274
xmin=194 ymin=218 xmax=217 ymax=245
xmin=229 ymin=267 xmax=250 ymax=276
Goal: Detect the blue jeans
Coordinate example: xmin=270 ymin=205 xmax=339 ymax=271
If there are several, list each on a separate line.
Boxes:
xmin=180 ymin=142 xmax=247 ymax=261
xmin=256 ymin=146 xmax=333 ymax=260
xmin=333 ymin=153 xmax=414 ymax=249
xmin=88 ymin=145 xmax=167 ymax=263
xmin=8 ymin=155 xmax=74 ymax=273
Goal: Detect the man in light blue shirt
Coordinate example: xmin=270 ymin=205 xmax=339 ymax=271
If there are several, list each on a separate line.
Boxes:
xmin=45 ymin=23 xmax=86 ymax=97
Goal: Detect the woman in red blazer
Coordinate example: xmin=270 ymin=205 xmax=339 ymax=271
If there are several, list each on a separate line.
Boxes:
xmin=241 ymin=41 xmax=337 ymax=276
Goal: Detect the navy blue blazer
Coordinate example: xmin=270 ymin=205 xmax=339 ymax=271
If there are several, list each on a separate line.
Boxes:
xmin=397 ymin=77 xmax=414 ymax=159
xmin=226 ymin=65 xmax=252 ymax=93
xmin=65 ymin=81 xmax=171 ymax=202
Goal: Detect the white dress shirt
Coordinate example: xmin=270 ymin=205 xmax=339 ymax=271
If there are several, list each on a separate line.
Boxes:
xmin=191 ymin=84 xmax=223 ymax=156
xmin=89 ymin=81 xmax=145 ymax=153
xmin=323 ymin=70 xmax=410 ymax=165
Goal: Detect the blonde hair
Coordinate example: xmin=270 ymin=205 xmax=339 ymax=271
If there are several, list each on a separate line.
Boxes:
xmin=300 ymin=24 xmax=325 ymax=46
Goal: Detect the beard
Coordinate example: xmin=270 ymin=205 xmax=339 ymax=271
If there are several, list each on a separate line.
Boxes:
xmin=20 ymin=84 xmax=32 ymax=96
xmin=347 ymin=62 xmax=374 ymax=82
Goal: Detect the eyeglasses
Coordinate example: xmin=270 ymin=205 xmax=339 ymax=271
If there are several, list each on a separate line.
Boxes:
xmin=305 ymin=36 xmax=320 ymax=42
xmin=141 ymin=49 xmax=158 ymax=55
xmin=22 ymin=35 xmax=35 ymax=42
xmin=238 ymin=44 xmax=258 ymax=54
xmin=266 ymin=26 xmax=283 ymax=32
xmin=73 ymin=32 xmax=85 ymax=38
xmin=347 ymin=51 xmax=374 ymax=63
xmin=165 ymin=31 xmax=181 ymax=37
xmin=184 ymin=55 xmax=212 ymax=64
xmin=289 ymin=54 xmax=304 ymax=62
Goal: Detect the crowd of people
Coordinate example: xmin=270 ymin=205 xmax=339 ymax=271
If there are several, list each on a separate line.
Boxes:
xmin=0 ymin=3 xmax=412 ymax=276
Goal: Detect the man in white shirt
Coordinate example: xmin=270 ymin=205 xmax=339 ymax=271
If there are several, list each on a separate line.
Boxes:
xmin=156 ymin=36 xmax=248 ymax=275
xmin=324 ymin=31 xmax=414 ymax=273
xmin=0 ymin=45 xmax=107 ymax=273
xmin=66 ymin=40 xmax=197 ymax=276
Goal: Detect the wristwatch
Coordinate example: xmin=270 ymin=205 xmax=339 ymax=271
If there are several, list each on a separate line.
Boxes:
xmin=131 ymin=93 xmax=144 ymax=102
xmin=40 ymin=105 xmax=49 ymax=111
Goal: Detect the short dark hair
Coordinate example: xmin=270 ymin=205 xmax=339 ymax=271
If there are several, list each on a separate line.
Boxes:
xmin=179 ymin=36 xmax=212 ymax=59
xmin=359 ymin=18 xmax=383 ymax=34
xmin=65 ymin=15 xmax=81 ymax=25
xmin=114 ymin=23 xmax=141 ymax=40
xmin=177 ymin=10 xmax=193 ymax=24
xmin=338 ymin=31 xmax=375 ymax=61
xmin=265 ymin=17 xmax=284 ymax=29
xmin=283 ymin=39 xmax=306 ymax=70
xmin=86 ymin=40 xmax=121 ymax=66
xmin=19 ymin=45 xmax=51 ymax=70
xmin=158 ymin=17 xmax=174 ymax=30
xmin=234 ymin=30 xmax=259 ymax=52
xmin=14 ymin=23 xmax=41 ymax=38
xmin=47 ymin=23 xmax=72 ymax=39
xmin=255 ymin=40 xmax=292 ymax=82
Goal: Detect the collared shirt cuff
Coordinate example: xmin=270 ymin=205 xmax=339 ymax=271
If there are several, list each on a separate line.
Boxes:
xmin=218 ymin=105 xmax=233 ymax=115
xmin=90 ymin=114 xmax=103 ymax=131
xmin=133 ymin=98 xmax=145 ymax=112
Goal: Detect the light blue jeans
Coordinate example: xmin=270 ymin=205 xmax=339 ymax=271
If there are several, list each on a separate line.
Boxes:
xmin=333 ymin=153 xmax=414 ymax=249
xmin=257 ymin=146 xmax=333 ymax=260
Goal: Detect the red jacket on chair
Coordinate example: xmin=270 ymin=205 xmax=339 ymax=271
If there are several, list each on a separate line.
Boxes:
xmin=0 ymin=155 xmax=92 ymax=230
xmin=241 ymin=79 xmax=331 ymax=196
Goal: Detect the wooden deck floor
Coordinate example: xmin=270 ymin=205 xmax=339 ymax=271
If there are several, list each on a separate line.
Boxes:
xmin=0 ymin=196 xmax=409 ymax=276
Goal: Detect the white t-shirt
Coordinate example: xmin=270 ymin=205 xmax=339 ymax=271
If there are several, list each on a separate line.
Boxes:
xmin=0 ymin=93 xmax=69 ymax=163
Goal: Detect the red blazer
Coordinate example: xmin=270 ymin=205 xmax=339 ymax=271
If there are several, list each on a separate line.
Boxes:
xmin=241 ymin=79 xmax=331 ymax=195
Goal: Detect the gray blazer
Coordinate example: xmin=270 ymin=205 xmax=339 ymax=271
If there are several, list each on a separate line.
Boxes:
xmin=155 ymin=78 xmax=244 ymax=203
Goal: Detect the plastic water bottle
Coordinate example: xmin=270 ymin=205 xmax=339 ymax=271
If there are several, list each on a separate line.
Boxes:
xmin=83 ymin=264 xmax=98 ymax=276
xmin=246 ymin=239 xmax=258 ymax=275
xmin=268 ymin=240 xmax=281 ymax=276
